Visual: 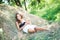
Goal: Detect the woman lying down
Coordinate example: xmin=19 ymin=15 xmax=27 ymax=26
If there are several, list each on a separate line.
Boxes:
xmin=15 ymin=13 xmax=52 ymax=33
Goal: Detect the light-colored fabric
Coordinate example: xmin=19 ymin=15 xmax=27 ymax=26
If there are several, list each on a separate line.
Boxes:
xmin=19 ymin=19 xmax=25 ymax=25
xmin=23 ymin=24 xmax=36 ymax=33
xmin=21 ymin=19 xmax=25 ymax=23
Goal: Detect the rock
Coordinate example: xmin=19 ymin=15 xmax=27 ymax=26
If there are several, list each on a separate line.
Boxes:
xmin=0 ymin=4 xmax=60 ymax=40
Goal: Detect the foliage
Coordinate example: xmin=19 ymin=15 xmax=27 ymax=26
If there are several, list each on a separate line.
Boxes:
xmin=0 ymin=0 xmax=60 ymax=22
xmin=28 ymin=0 xmax=60 ymax=22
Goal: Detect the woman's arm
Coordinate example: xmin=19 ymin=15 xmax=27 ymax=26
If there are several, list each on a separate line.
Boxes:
xmin=15 ymin=22 xmax=22 ymax=31
xmin=25 ymin=19 xmax=31 ymax=24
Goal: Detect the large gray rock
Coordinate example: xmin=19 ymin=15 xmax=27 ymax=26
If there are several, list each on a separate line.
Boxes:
xmin=0 ymin=4 xmax=60 ymax=40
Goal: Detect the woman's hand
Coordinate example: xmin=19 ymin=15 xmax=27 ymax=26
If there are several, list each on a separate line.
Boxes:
xmin=18 ymin=28 xmax=22 ymax=31
xmin=18 ymin=28 xmax=22 ymax=32
xmin=25 ymin=19 xmax=31 ymax=24
xmin=18 ymin=27 xmax=23 ymax=31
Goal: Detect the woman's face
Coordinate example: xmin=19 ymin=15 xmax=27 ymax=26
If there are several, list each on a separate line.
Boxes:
xmin=17 ymin=14 xmax=21 ymax=20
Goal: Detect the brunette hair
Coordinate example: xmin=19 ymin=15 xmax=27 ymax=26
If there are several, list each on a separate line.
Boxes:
xmin=15 ymin=13 xmax=23 ymax=23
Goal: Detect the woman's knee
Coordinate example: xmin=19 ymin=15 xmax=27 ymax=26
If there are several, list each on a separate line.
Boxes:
xmin=34 ymin=28 xmax=37 ymax=32
xmin=28 ymin=29 xmax=36 ymax=33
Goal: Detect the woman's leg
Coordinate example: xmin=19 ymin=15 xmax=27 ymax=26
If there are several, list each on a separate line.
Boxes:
xmin=34 ymin=27 xmax=48 ymax=31
xmin=28 ymin=29 xmax=36 ymax=33
xmin=28 ymin=26 xmax=50 ymax=33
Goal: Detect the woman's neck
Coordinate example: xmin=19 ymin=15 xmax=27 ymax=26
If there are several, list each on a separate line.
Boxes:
xmin=20 ymin=19 xmax=23 ymax=22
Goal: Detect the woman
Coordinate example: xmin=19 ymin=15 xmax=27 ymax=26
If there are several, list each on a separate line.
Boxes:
xmin=15 ymin=13 xmax=50 ymax=33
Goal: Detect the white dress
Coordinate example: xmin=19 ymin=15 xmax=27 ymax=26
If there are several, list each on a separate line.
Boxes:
xmin=21 ymin=20 xmax=36 ymax=33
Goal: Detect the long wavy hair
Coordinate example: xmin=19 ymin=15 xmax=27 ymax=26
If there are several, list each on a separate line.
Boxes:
xmin=15 ymin=13 xmax=23 ymax=23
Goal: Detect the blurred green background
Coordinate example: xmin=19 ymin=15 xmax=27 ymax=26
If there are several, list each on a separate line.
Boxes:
xmin=0 ymin=0 xmax=60 ymax=22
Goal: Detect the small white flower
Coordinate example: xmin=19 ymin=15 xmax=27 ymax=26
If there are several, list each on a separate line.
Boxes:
xmin=0 ymin=28 xmax=3 ymax=33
